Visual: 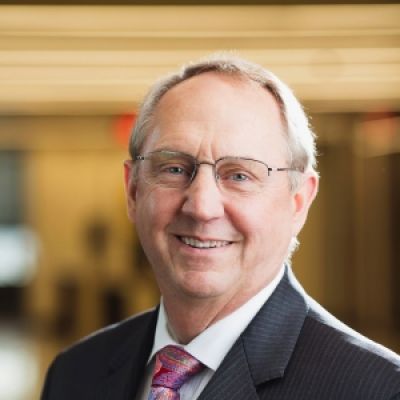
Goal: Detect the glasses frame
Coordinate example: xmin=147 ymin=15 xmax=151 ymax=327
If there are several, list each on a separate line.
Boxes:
xmin=134 ymin=150 xmax=303 ymax=190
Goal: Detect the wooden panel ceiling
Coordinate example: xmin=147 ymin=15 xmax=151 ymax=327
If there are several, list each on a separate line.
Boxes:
xmin=2 ymin=1 xmax=399 ymax=4
xmin=0 ymin=4 xmax=399 ymax=114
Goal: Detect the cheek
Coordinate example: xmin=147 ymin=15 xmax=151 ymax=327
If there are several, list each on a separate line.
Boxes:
xmin=230 ymin=195 xmax=294 ymax=245
xmin=135 ymin=190 xmax=174 ymax=266
xmin=135 ymin=186 xmax=180 ymax=234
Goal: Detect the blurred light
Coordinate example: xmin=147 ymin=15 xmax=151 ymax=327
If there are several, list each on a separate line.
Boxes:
xmin=356 ymin=112 xmax=400 ymax=158
xmin=0 ymin=326 xmax=39 ymax=400
xmin=113 ymin=113 xmax=136 ymax=149
xmin=0 ymin=226 xmax=38 ymax=287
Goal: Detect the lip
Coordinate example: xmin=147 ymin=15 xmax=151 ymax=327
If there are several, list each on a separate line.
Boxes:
xmin=173 ymin=234 xmax=233 ymax=250
xmin=175 ymin=233 xmax=232 ymax=242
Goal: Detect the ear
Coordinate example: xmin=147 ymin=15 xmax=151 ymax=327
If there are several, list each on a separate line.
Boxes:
xmin=123 ymin=160 xmax=137 ymax=223
xmin=291 ymin=172 xmax=319 ymax=237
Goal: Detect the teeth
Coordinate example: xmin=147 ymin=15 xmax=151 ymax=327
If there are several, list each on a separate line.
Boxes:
xmin=180 ymin=236 xmax=230 ymax=249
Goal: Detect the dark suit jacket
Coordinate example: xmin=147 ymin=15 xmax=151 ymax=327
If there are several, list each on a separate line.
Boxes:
xmin=41 ymin=267 xmax=400 ymax=400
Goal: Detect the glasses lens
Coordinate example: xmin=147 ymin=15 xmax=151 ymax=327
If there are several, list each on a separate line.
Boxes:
xmin=216 ymin=158 xmax=268 ymax=194
xmin=142 ymin=151 xmax=195 ymax=188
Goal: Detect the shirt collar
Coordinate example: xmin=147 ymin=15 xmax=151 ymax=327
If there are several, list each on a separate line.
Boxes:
xmin=149 ymin=265 xmax=285 ymax=371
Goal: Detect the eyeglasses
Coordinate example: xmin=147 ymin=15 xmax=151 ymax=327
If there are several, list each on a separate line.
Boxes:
xmin=134 ymin=150 xmax=302 ymax=195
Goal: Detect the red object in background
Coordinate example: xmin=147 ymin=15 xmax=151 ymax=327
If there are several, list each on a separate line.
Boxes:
xmin=114 ymin=114 xmax=136 ymax=148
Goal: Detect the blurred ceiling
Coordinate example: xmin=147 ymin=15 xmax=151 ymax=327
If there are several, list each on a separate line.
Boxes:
xmin=2 ymin=0 xmax=400 ymax=4
xmin=0 ymin=4 xmax=399 ymax=114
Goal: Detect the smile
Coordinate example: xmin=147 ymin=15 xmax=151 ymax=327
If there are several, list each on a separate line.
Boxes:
xmin=178 ymin=236 xmax=231 ymax=249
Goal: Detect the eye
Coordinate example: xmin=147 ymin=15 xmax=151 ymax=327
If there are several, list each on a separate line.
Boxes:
xmin=158 ymin=162 xmax=192 ymax=178
xmin=162 ymin=165 xmax=185 ymax=175
xmin=218 ymin=167 xmax=253 ymax=184
xmin=229 ymin=172 xmax=250 ymax=182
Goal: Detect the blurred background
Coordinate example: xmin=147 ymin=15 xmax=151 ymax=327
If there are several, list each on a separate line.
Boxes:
xmin=0 ymin=1 xmax=399 ymax=399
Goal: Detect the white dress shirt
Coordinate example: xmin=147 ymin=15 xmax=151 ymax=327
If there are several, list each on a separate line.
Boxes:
xmin=137 ymin=266 xmax=284 ymax=400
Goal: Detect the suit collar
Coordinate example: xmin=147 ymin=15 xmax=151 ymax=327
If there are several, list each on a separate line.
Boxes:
xmin=96 ymin=307 xmax=159 ymax=400
xmin=199 ymin=266 xmax=308 ymax=399
xmin=243 ymin=265 xmax=309 ymax=384
xmin=198 ymin=338 xmax=260 ymax=400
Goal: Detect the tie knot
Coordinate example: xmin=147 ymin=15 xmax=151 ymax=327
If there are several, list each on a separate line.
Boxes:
xmin=152 ymin=345 xmax=204 ymax=391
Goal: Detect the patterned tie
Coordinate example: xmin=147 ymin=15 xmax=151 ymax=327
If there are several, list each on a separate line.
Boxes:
xmin=148 ymin=345 xmax=204 ymax=400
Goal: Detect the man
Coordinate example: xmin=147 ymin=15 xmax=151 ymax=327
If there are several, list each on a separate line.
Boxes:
xmin=41 ymin=54 xmax=400 ymax=400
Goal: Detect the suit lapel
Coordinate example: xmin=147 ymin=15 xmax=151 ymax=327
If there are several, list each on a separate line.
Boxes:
xmin=244 ymin=267 xmax=309 ymax=385
xmin=197 ymin=338 xmax=259 ymax=400
xmin=95 ymin=308 xmax=159 ymax=400
xmin=199 ymin=266 xmax=308 ymax=398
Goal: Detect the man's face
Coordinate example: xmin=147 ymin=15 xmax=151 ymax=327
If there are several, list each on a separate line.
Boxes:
xmin=125 ymin=73 xmax=316 ymax=311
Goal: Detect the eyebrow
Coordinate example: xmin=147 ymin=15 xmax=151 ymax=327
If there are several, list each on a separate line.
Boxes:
xmin=146 ymin=148 xmax=259 ymax=162
xmin=150 ymin=148 xmax=194 ymax=157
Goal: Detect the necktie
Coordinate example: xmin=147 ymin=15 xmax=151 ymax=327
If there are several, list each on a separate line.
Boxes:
xmin=148 ymin=345 xmax=204 ymax=400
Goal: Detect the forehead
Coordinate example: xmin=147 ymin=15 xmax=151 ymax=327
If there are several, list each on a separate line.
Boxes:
xmin=143 ymin=72 xmax=287 ymax=161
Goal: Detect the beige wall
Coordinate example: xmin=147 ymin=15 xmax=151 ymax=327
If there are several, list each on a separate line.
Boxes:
xmin=0 ymin=116 xmax=159 ymax=338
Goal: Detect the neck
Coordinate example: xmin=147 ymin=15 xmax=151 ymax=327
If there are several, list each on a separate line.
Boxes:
xmin=160 ymin=265 xmax=284 ymax=344
xmin=162 ymin=288 xmax=257 ymax=344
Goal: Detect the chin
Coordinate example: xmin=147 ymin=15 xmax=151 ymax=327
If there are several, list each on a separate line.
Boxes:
xmin=176 ymin=273 xmax=230 ymax=300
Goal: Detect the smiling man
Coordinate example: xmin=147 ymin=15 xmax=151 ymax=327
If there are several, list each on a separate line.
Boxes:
xmin=42 ymin=54 xmax=400 ymax=400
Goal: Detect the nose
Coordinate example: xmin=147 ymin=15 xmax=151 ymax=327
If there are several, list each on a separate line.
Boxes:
xmin=181 ymin=164 xmax=225 ymax=221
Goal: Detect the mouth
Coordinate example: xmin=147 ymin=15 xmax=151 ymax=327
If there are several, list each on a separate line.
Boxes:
xmin=177 ymin=235 xmax=232 ymax=249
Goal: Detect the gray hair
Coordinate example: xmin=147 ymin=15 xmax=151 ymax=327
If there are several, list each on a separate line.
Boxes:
xmin=128 ymin=53 xmax=318 ymax=261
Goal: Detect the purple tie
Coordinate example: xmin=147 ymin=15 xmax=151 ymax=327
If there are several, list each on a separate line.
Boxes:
xmin=148 ymin=345 xmax=204 ymax=400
